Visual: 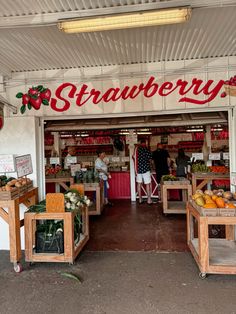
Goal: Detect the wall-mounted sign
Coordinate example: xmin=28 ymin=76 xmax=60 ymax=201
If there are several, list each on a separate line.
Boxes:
xmin=15 ymin=154 xmax=33 ymax=177
xmin=209 ymin=153 xmax=221 ymax=160
xmin=50 ymin=157 xmax=60 ymax=165
xmin=192 ymin=153 xmax=203 ymax=161
xmin=0 ymin=154 xmax=15 ymax=173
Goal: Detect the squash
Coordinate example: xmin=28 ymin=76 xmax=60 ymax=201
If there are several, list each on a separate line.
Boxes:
xmin=204 ymin=190 xmax=213 ymax=196
xmin=203 ymin=202 xmax=217 ymax=208
xmin=215 ymin=197 xmax=225 ymax=208
xmin=225 ymin=203 xmax=236 ymax=209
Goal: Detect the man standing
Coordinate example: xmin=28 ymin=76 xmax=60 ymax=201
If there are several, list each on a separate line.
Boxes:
xmin=152 ymin=143 xmax=171 ymax=184
xmin=133 ymin=139 xmax=153 ymax=205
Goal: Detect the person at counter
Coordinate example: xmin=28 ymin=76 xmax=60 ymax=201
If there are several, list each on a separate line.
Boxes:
xmin=133 ymin=139 xmax=153 ymax=205
xmin=152 ymin=143 xmax=171 ymax=184
xmin=95 ymin=150 xmax=113 ymax=206
xmin=175 ymin=148 xmax=190 ymax=178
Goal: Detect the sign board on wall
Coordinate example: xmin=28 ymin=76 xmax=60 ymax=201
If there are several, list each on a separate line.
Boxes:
xmin=209 ymin=153 xmax=221 ymax=160
xmin=192 ymin=153 xmax=203 ymax=160
xmin=0 ymin=154 xmax=15 ymax=173
xmin=15 ymin=154 xmax=33 ymax=177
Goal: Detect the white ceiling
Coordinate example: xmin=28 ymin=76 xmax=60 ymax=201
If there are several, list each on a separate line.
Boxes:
xmin=0 ymin=0 xmax=235 ymax=78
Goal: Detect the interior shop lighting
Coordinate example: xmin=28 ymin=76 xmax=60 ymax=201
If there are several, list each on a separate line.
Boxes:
xmin=186 ymin=127 xmax=204 ymax=133
xmin=211 ymin=128 xmax=223 ymax=132
xmin=58 ymin=7 xmax=192 ymax=34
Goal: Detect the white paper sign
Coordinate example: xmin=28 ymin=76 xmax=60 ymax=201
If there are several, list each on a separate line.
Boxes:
xmin=223 ymin=153 xmax=230 ymax=160
xmin=0 ymin=154 xmax=15 ymax=173
xmin=231 ymin=173 xmax=236 ymax=186
xmin=121 ymin=157 xmax=130 ymax=162
xmin=65 ymin=156 xmax=77 ymax=164
xmin=192 ymin=153 xmax=203 ymax=160
xmin=15 ymin=154 xmax=33 ymax=177
xmin=209 ymin=153 xmax=221 ymax=160
xmin=70 ymin=164 xmax=81 ymax=176
xmin=111 ymin=157 xmax=120 ymax=162
xmin=50 ymin=157 xmax=60 ymax=165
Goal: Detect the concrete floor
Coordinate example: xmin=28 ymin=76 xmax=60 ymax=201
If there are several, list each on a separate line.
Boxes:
xmin=1 ymin=250 xmax=236 ymax=314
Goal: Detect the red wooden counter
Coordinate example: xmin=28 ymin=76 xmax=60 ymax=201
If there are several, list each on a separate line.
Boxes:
xmin=108 ymin=171 xmax=131 ymax=199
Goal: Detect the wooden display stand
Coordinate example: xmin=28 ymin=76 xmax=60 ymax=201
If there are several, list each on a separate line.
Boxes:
xmin=0 ymin=187 xmax=38 ymax=272
xmin=187 ymin=201 xmax=236 ymax=278
xmin=161 ymin=180 xmax=192 ymax=214
xmin=83 ymin=182 xmax=104 ymax=215
xmin=190 ymin=172 xmax=229 ymax=193
xmin=24 ymin=205 xmax=89 ymax=264
xmin=45 ymin=177 xmax=73 ymax=192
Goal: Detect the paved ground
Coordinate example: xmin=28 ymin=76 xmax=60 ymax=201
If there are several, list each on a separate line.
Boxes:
xmin=1 ymin=250 xmax=236 ymax=314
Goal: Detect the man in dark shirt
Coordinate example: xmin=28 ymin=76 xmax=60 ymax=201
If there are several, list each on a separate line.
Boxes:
xmin=152 ymin=143 xmax=171 ymax=184
xmin=133 ymin=139 xmax=153 ymax=204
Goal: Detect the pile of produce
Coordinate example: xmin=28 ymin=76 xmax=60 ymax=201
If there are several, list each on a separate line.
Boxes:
xmin=162 ymin=174 xmax=178 ymax=181
xmin=0 ymin=176 xmax=31 ymax=191
xmin=209 ymin=166 xmax=229 ymax=173
xmin=192 ymin=189 xmax=236 ymax=209
xmin=191 ymin=163 xmax=210 ymax=173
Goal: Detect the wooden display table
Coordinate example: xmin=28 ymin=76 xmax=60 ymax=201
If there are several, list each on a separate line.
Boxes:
xmin=161 ymin=180 xmax=192 ymax=214
xmin=24 ymin=205 xmax=89 ymax=264
xmin=83 ymin=182 xmax=104 ymax=215
xmin=190 ymin=172 xmax=229 ymax=194
xmin=187 ymin=201 xmax=236 ymax=278
xmin=45 ymin=177 xmax=73 ymax=192
xmin=0 ymin=187 xmax=38 ymax=272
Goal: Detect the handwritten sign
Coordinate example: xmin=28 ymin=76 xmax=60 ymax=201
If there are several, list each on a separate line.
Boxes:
xmin=70 ymin=164 xmax=81 ymax=176
xmin=0 ymin=154 xmax=15 ymax=173
xmin=15 ymin=154 xmax=33 ymax=177
xmin=50 ymin=157 xmax=60 ymax=165
xmin=209 ymin=153 xmax=221 ymax=160
xmin=192 ymin=153 xmax=203 ymax=161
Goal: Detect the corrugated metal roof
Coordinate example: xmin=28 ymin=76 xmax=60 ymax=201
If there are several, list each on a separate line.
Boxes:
xmin=0 ymin=1 xmax=235 ymax=76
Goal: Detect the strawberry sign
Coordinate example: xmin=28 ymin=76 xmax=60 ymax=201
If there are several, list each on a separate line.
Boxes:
xmin=16 ymin=85 xmax=51 ymax=114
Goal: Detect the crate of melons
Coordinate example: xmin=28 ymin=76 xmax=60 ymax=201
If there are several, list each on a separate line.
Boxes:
xmin=191 ymin=189 xmax=236 ymax=217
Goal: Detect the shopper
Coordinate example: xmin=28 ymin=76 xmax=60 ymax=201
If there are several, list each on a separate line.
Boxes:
xmin=152 ymin=143 xmax=171 ymax=184
xmin=175 ymin=148 xmax=190 ymax=178
xmin=133 ymin=139 xmax=153 ymax=205
xmin=95 ymin=150 xmax=112 ymax=206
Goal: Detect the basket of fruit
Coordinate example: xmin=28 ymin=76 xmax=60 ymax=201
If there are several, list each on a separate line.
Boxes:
xmin=224 ymin=75 xmax=236 ymax=97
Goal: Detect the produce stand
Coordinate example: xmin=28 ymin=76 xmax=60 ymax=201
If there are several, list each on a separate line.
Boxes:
xmin=190 ymin=172 xmax=230 ymax=194
xmin=45 ymin=176 xmax=73 ymax=192
xmin=24 ymin=205 xmax=89 ymax=264
xmin=161 ymin=180 xmax=192 ymax=214
xmin=187 ymin=200 xmax=236 ymax=279
xmin=0 ymin=187 xmax=38 ymax=272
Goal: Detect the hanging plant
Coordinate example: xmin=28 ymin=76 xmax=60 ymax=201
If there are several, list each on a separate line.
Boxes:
xmin=16 ymin=85 xmax=51 ymax=114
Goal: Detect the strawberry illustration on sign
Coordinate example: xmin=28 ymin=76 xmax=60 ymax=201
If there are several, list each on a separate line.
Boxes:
xmin=221 ymin=75 xmax=236 ymax=98
xmin=16 ymin=85 xmax=51 ymax=114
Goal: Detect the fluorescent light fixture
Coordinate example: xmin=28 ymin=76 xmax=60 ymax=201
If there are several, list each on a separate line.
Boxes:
xmin=186 ymin=128 xmax=204 ymax=133
xmin=211 ymin=128 xmax=223 ymax=132
xmin=137 ymin=132 xmax=152 ymax=135
xmin=58 ymin=7 xmax=192 ymax=34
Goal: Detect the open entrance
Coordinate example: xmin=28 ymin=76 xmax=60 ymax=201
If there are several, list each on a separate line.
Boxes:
xmin=43 ymin=110 xmax=229 ymax=251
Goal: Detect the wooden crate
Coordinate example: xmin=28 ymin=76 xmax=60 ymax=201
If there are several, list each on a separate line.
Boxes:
xmin=0 ymin=187 xmax=19 ymax=200
xmin=190 ymin=199 xmax=236 ymax=217
xmin=24 ymin=205 xmax=89 ymax=264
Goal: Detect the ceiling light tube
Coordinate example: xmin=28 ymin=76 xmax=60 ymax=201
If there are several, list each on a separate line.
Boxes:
xmin=58 ymin=7 xmax=192 ymax=34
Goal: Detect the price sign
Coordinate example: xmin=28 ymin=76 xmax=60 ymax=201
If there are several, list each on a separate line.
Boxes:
xmin=0 ymin=154 xmax=15 ymax=173
xmin=70 ymin=164 xmax=81 ymax=176
xmin=15 ymin=154 xmax=33 ymax=177
xmin=223 ymin=153 xmax=230 ymax=160
xmin=192 ymin=153 xmax=203 ymax=161
xmin=50 ymin=157 xmax=60 ymax=165
xmin=65 ymin=156 xmax=77 ymax=164
xmin=209 ymin=153 xmax=221 ymax=160
xmin=121 ymin=157 xmax=130 ymax=162
xmin=111 ymin=157 xmax=120 ymax=162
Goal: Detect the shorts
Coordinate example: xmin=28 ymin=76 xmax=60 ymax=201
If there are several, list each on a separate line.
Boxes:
xmin=136 ymin=171 xmax=151 ymax=184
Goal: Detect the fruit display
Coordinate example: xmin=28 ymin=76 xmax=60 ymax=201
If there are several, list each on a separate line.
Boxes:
xmin=162 ymin=174 xmax=178 ymax=181
xmin=0 ymin=177 xmax=32 ymax=191
xmin=209 ymin=166 xmax=229 ymax=173
xmin=222 ymin=75 xmax=236 ymax=97
xmin=191 ymin=163 xmax=210 ymax=173
xmin=191 ymin=189 xmax=236 ymax=209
